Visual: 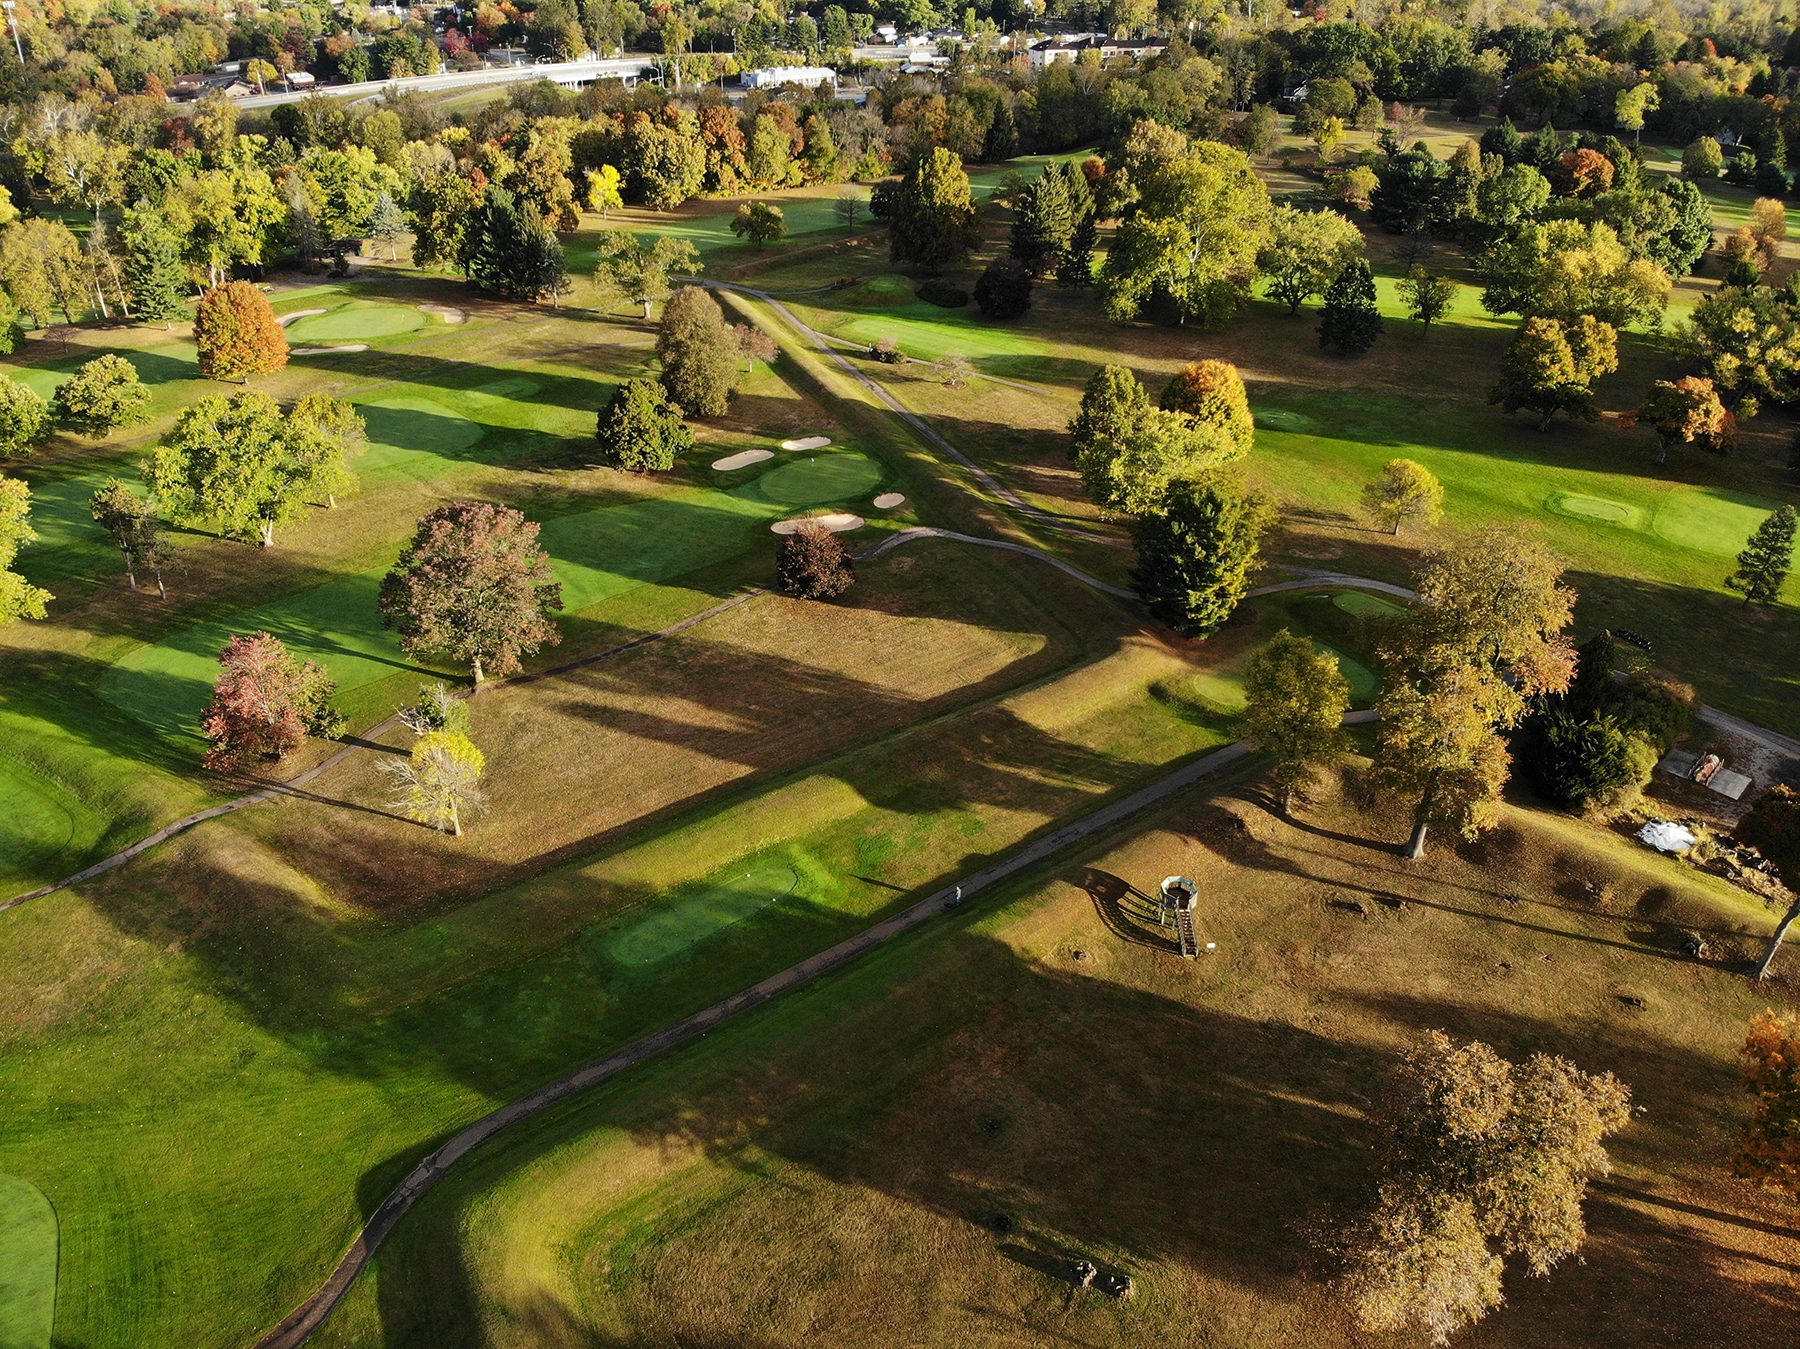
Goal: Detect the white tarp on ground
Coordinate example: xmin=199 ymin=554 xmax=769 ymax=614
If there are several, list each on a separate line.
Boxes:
xmin=1638 ymin=820 xmax=1698 ymax=853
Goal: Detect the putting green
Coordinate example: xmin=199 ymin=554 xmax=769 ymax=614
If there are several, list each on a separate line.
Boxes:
xmin=0 ymin=1175 xmax=57 ymax=1349
xmin=1254 ymin=408 xmax=1315 ymax=433
xmin=0 ymin=758 xmax=83 ymax=889
xmin=284 ymin=304 xmax=430 ymax=344
xmin=1653 ymin=487 xmax=1783 ymax=555
xmin=749 ymin=451 xmax=884 ymax=507
xmin=589 ymin=855 xmax=803 ymax=969
xmin=1546 ymin=491 xmax=1642 ymax=527
xmin=1332 ymin=592 xmax=1405 ymax=619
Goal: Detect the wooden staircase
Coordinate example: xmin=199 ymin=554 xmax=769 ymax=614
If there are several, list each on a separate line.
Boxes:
xmin=1175 ymin=908 xmax=1198 ymax=959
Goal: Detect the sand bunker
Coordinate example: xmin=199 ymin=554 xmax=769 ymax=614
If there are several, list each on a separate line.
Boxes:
xmin=277 ymin=308 xmax=328 ymax=326
xmin=872 ymin=492 xmax=906 ymax=509
xmin=290 ymin=344 xmax=370 ymax=356
xmin=771 ymin=512 xmax=864 ymax=535
xmin=712 ymin=449 xmax=775 ymax=472
xmin=780 ymin=435 xmax=831 ymax=451
xmin=420 ymin=302 xmax=467 ymax=323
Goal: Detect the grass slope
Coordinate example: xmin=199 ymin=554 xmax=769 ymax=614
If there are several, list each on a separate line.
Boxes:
xmin=0 ymin=1174 xmax=57 ymax=1349
xmin=318 ymin=765 xmax=1800 ymax=1349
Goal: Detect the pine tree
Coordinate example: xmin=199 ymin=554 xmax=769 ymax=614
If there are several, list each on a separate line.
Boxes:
xmin=1318 ymin=259 xmax=1383 ymax=355
xmin=889 ymin=147 xmax=980 ymax=274
xmin=1726 ymin=504 xmax=1797 ymax=605
xmin=369 ymin=192 xmax=407 ymax=260
xmin=1131 ymin=477 xmax=1269 ymax=637
xmin=1010 ymin=170 xmax=1072 ymax=276
xmin=515 ymin=204 xmax=570 ymax=307
xmin=121 ymin=210 xmax=189 ymax=328
xmin=1058 ymin=210 xmax=1097 ymax=288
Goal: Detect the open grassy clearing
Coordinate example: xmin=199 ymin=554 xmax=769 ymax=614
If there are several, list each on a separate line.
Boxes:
xmin=316 ymin=760 xmax=1800 ymax=1349
xmin=0 ymin=539 xmax=1277 ymax=1346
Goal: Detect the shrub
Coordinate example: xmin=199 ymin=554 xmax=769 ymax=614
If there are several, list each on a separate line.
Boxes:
xmin=915 ymin=278 xmax=969 ymax=308
xmin=974 ymin=256 xmax=1033 ymax=319
xmin=1522 ymin=709 xmax=1641 ymax=812
xmin=54 ymin=354 xmax=151 ymax=434
xmin=595 ymin=377 xmax=693 ymax=472
xmin=870 ymin=336 xmax=904 ymax=364
xmin=776 ymin=522 xmax=855 ymax=599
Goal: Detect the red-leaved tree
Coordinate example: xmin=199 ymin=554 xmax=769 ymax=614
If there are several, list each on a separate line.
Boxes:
xmin=195 ymin=281 xmax=289 ymax=382
xmin=199 ymin=632 xmax=342 ymax=772
xmin=378 ymin=501 xmax=563 ymax=683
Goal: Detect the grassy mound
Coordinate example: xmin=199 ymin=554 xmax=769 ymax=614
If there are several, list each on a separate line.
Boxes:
xmin=0 ymin=758 xmax=89 ymax=890
xmin=0 ymin=1175 xmax=57 ymax=1349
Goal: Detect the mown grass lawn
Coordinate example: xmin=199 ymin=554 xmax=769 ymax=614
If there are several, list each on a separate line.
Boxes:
xmin=313 ymin=760 xmax=1800 ymax=1349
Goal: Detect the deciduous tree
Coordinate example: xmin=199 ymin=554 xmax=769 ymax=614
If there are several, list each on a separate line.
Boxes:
xmin=1736 ymin=786 xmax=1800 ymax=978
xmin=194 ymin=281 xmax=289 ymax=383
xmin=1258 ymin=202 xmax=1364 ymax=315
xmin=143 ymin=392 xmax=314 ymax=546
xmin=0 ymin=474 xmax=51 ymax=627
xmin=1401 ymin=265 xmax=1456 ymax=335
xmin=776 ymin=521 xmax=855 ymax=599
xmin=1490 ymin=315 xmax=1617 ymax=431
xmin=89 ymin=479 xmax=168 ymax=595
xmin=731 ymin=201 xmax=787 ymax=249
xmin=1335 ymin=1032 xmax=1630 ymax=1343
xmin=595 ymin=378 xmax=693 ymax=471
xmin=382 ymin=729 xmax=486 ymax=835
xmin=1131 ymin=477 xmax=1268 ymax=636
xmin=54 ymin=355 xmax=149 ymax=435
xmin=1735 ymin=1010 xmax=1800 ymax=1185
xmin=591 ymin=230 xmax=700 ymax=319
xmin=1362 ymin=458 xmax=1444 ymax=535
xmin=1725 ymin=504 xmax=1796 ymax=605
xmin=1159 ymin=359 xmax=1254 ymax=457
xmin=1639 ymin=376 xmax=1729 ymax=465
xmin=287 ymin=394 xmax=367 ymax=508
xmin=657 ymin=286 xmax=738 ymax=417
xmin=199 ymin=632 xmax=341 ymax=772
xmin=0 ymin=375 xmax=52 ymax=458
xmin=378 ymin=501 xmax=563 ymax=683
xmin=1243 ymin=630 xmax=1351 ymax=812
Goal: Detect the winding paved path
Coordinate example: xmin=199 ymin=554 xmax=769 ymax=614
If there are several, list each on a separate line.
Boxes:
xmin=255 ymin=709 xmax=1377 ymax=1348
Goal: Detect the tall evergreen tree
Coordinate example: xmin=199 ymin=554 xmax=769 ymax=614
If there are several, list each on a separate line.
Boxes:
xmin=1131 ymin=477 xmax=1268 ymax=637
xmin=1058 ymin=210 xmax=1098 ymax=288
xmin=1069 ymin=364 xmax=1150 ymax=461
xmin=1009 ymin=170 xmax=1073 ymax=276
xmin=1726 ymin=504 xmax=1797 ymax=605
xmin=466 ymin=186 xmax=568 ymax=305
xmin=1318 ymin=259 xmax=1383 ymax=355
xmin=121 ymin=210 xmax=189 ymax=328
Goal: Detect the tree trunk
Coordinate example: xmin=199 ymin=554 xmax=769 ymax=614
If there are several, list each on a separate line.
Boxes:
xmin=326 ymin=492 xmax=336 ymax=509
xmin=258 ymin=519 xmax=274 ymax=547
xmin=641 ymin=299 xmax=652 ymax=320
xmin=154 ymin=569 xmax=166 ymax=599
xmin=125 ymin=564 xmax=137 ymax=590
xmin=1756 ymin=895 xmax=1800 ymax=979
xmin=1537 ymin=411 xmax=1555 ymax=432
xmin=1655 ymin=438 xmax=1669 ymax=465
xmin=471 ymin=654 xmax=484 ymax=684
xmin=1404 ymin=817 xmax=1429 ymax=859
xmin=1281 ymin=782 xmax=1295 ymax=815
xmin=449 ymin=804 xmax=462 ymax=837
xmin=1392 ymin=517 xmax=1402 ymax=536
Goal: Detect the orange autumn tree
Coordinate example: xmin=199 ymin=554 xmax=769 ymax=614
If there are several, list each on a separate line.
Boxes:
xmin=195 ymin=280 xmax=288 ymax=382
xmin=1735 ymin=1011 xmax=1800 ymax=1197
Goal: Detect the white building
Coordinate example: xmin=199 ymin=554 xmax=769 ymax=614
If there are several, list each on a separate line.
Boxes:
xmin=742 ymin=65 xmax=837 ymax=90
xmin=1027 ymin=34 xmax=1167 ymax=69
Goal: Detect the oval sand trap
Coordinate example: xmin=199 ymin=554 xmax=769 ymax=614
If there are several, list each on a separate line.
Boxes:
xmin=277 ymin=307 xmax=328 ymax=326
xmin=872 ymin=492 xmax=906 ymax=509
xmin=713 ymin=449 xmax=775 ymax=472
xmin=420 ymin=302 xmax=467 ymax=323
xmin=771 ymin=513 xmax=864 ymax=534
xmin=781 ymin=435 xmax=831 ymax=451
xmin=291 ymin=344 xmax=370 ymax=356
